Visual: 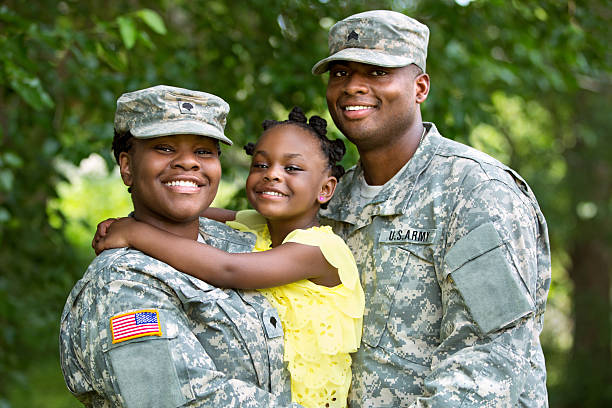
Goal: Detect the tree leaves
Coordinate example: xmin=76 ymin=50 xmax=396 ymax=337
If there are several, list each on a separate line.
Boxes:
xmin=136 ymin=9 xmax=167 ymax=35
xmin=117 ymin=16 xmax=137 ymax=49
xmin=95 ymin=41 xmax=128 ymax=71
xmin=117 ymin=9 xmax=166 ymax=49
xmin=4 ymin=62 xmax=54 ymax=110
xmin=1 ymin=1 xmax=610 ymax=406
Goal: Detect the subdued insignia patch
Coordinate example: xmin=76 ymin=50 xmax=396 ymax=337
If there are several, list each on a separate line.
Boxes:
xmin=178 ymin=100 xmax=195 ymax=114
xmin=347 ymin=30 xmax=359 ymax=41
xmin=262 ymin=308 xmax=283 ymax=339
xmin=110 ymin=309 xmax=162 ymax=343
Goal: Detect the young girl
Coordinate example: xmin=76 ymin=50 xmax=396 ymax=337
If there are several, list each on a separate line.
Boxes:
xmin=93 ymin=107 xmax=365 ymax=408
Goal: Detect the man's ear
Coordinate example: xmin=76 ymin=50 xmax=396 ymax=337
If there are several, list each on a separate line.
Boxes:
xmin=415 ymin=73 xmax=430 ymax=104
xmin=118 ymin=151 xmax=133 ymax=188
xmin=318 ymin=176 xmax=338 ymax=205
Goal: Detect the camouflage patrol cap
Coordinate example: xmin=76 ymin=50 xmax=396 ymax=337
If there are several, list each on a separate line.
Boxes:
xmin=114 ymin=85 xmax=232 ymax=145
xmin=312 ymin=10 xmax=429 ymax=75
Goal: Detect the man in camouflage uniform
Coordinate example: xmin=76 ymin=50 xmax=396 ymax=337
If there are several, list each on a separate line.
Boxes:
xmin=313 ymin=10 xmax=551 ymax=407
xmin=60 ymin=85 xmax=300 ymax=407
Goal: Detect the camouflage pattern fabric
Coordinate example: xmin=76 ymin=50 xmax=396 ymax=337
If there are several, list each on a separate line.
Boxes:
xmin=114 ymin=85 xmax=233 ymax=145
xmin=312 ymin=10 xmax=429 ymax=75
xmin=60 ymin=218 xmax=301 ymax=407
xmin=320 ymin=123 xmax=551 ymax=407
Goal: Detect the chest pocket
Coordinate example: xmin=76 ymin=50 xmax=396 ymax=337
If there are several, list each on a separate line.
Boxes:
xmin=177 ymin=283 xmax=273 ymax=390
xmin=360 ymin=223 xmax=442 ymax=367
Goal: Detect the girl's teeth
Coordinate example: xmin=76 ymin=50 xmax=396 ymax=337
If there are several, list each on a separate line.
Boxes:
xmin=263 ymin=191 xmax=284 ymax=197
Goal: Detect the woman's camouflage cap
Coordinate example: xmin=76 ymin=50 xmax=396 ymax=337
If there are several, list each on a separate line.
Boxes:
xmin=114 ymin=85 xmax=233 ymax=145
xmin=312 ymin=10 xmax=429 ymax=75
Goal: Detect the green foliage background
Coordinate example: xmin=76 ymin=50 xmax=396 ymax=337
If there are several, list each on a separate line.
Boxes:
xmin=1 ymin=0 xmax=610 ymax=406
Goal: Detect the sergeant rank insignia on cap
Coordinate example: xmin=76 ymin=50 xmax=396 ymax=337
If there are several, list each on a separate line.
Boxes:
xmin=110 ymin=309 xmax=162 ymax=343
xmin=347 ymin=30 xmax=359 ymax=41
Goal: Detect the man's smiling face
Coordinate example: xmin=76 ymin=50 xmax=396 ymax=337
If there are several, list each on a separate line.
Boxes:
xmin=326 ymin=61 xmax=422 ymax=152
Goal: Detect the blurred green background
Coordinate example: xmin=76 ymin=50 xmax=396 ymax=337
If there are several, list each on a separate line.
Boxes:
xmin=1 ymin=0 xmax=610 ymax=406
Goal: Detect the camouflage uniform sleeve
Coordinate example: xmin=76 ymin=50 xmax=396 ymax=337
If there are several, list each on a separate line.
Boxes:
xmin=414 ymin=178 xmax=545 ymax=407
xmin=80 ymin=262 xmax=298 ymax=407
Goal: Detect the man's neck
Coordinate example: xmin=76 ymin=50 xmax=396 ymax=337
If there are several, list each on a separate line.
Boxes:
xmin=359 ymin=123 xmax=425 ymax=186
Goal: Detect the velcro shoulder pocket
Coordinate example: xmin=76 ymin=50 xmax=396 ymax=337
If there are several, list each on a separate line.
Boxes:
xmin=107 ymin=337 xmax=187 ymax=408
xmin=444 ymin=223 xmax=533 ymax=335
xmin=103 ymin=309 xmax=192 ymax=407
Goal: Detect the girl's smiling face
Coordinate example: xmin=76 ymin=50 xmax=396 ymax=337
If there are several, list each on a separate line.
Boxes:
xmin=246 ymin=124 xmax=336 ymax=230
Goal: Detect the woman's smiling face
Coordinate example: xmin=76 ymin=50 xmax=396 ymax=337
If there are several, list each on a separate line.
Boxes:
xmin=120 ymin=134 xmax=221 ymax=229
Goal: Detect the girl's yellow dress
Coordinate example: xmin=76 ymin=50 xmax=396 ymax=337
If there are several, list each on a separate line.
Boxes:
xmin=227 ymin=210 xmax=364 ymax=408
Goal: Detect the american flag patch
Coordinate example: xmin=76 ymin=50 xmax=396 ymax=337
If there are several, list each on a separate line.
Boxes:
xmin=110 ymin=309 xmax=162 ymax=343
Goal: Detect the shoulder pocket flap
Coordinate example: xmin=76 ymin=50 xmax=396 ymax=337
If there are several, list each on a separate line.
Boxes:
xmin=444 ymin=222 xmax=502 ymax=276
xmin=450 ymin=246 xmax=533 ymax=335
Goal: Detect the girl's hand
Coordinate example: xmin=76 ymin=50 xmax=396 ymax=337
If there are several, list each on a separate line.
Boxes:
xmin=92 ymin=218 xmax=117 ymax=251
xmin=92 ymin=217 xmax=136 ymax=255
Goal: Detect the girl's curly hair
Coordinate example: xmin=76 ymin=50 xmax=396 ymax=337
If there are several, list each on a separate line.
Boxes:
xmin=244 ymin=106 xmax=346 ymax=182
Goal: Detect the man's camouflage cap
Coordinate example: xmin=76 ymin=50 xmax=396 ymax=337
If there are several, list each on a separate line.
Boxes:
xmin=312 ymin=10 xmax=429 ymax=75
xmin=114 ymin=85 xmax=233 ymax=145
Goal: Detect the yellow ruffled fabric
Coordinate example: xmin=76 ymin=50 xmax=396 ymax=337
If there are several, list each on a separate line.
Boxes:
xmin=227 ymin=210 xmax=364 ymax=408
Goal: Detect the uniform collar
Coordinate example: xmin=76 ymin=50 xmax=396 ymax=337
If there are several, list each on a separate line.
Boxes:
xmin=322 ymin=122 xmax=443 ymax=225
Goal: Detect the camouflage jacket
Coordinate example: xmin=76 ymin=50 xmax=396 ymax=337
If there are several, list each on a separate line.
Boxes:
xmin=60 ymin=218 xmax=300 ymax=407
xmin=320 ymin=123 xmax=551 ymax=407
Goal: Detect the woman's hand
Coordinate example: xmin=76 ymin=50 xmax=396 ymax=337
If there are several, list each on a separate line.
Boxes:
xmin=92 ymin=217 xmax=136 ymax=255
